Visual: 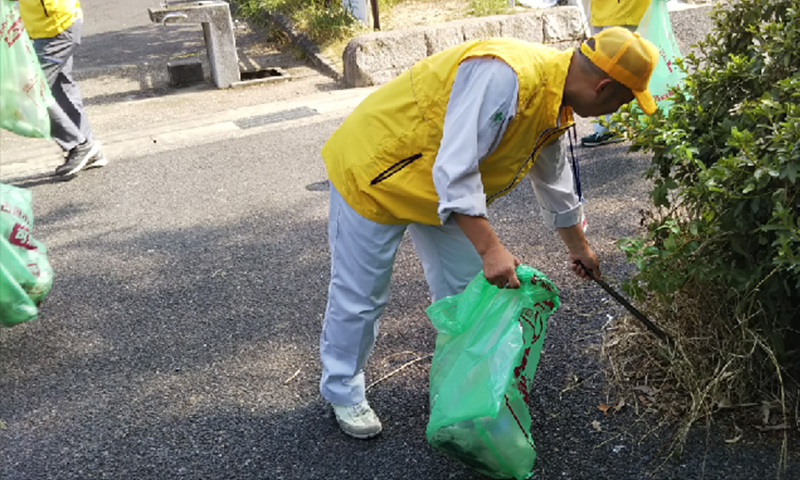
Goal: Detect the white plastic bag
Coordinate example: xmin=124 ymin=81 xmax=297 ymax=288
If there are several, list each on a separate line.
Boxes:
xmin=518 ymin=0 xmax=559 ymax=8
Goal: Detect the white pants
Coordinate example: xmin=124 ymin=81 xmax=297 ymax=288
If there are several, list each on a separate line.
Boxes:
xmin=320 ymin=185 xmax=482 ymax=406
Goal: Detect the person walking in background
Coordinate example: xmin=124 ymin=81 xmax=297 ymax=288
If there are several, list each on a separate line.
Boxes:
xmin=580 ymin=0 xmax=651 ymax=147
xmin=319 ymin=27 xmax=658 ymax=439
xmin=15 ymin=0 xmax=106 ymax=176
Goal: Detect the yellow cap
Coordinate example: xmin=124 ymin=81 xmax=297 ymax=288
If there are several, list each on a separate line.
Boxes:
xmin=580 ymin=27 xmax=660 ymax=114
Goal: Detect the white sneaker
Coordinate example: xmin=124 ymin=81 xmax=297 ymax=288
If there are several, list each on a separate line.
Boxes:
xmin=332 ymin=399 xmax=382 ymax=439
xmin=85 ymin=150 xmax=108 ymax=169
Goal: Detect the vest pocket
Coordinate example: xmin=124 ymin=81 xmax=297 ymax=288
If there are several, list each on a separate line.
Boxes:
xmin=486 ymin=125 xmax=570 ymax=203
xmin=370 ymin=153 xmax=422 ymax=185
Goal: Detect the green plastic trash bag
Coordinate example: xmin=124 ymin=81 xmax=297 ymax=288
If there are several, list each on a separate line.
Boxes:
xmin=0 ymin=0 xmax=53 ymax=138
xmin=636 ymin=0 xmax=686 ymax=113
xmin=0 ymin=183 xmax=54 ymax=327
xmin=0 ymin=247 xmax=39 ymax=326
xmin=426 ymin=264 xmax=560 ymax=480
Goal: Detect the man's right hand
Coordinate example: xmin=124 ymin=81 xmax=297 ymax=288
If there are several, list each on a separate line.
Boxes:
xmin=453 ymin=213 xmax=521 ymax=289
xmin=480 ymin=244 xmax=522 ymax=288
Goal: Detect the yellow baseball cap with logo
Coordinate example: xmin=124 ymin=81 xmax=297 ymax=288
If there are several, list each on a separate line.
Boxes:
xmin=580 ymin=27 xmax=660 ymax=114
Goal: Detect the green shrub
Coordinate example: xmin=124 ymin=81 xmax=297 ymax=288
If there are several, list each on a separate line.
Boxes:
xmin=602 ymin=5 xmax=798 ymax=467
xmin=614 ymin=0 xmax=799 ymax=370
xmin=233 ymin=0 xmax=360 ymax=46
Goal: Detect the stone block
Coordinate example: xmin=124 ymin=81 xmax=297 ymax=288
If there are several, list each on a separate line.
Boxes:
xmin=424 ymin=23 xmax=469 ymax=56
xmin=543 ymin=8 xmax=585 ymax=43
xmin=460 ymin=15 xmax=504 ymax=42
xmin=499 ymin=11 xmax=546 ymax=44
xmin=343 ymin=29 xmax=428 ymax=87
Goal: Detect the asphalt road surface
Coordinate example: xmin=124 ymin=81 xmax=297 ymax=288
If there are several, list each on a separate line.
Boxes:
xmin=2 ymin=109 xmax=797 ymax=479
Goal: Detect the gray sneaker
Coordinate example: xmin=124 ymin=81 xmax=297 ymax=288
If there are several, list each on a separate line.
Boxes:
xmin=55 ymin=141 xmax=101 ymax=176
xmin=580 ymin=132 xmax=624 ymax=147
xmin=332 ymin=400 xmax=382 ymax=439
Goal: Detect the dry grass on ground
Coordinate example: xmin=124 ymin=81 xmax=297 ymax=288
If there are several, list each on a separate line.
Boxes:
xmin=601 ymin=286 xmax=796 ymax=465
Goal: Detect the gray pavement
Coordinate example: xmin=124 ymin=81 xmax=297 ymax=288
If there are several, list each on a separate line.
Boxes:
xmin=1 ymin=2 xmax=798 ymax=479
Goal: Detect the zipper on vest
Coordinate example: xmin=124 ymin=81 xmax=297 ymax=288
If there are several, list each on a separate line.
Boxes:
xmin=487 ymin=124 xmax=572 ymax=203
xmin=40 ymin=0 xmax=49 ymax=17
xmin=370 ymin=153 xmax=423 ymax=185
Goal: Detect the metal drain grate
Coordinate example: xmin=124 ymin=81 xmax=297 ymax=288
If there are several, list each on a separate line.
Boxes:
xmin=234 ymin=107 xmax=318 ymax=130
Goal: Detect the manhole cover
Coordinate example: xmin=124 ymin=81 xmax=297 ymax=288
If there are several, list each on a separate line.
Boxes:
xmin=234 ymin=107 xmax=318 ymax=129
xmin=306 ymin=180 xmax=330 ymax=191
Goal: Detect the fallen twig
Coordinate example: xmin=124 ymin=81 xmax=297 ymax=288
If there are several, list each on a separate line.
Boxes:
xmin=283 ymin=367 xmax=302 ymax=385
xmin=379 ymin=350 xmax=419 ymax=366
xmin=366 ymin=354 xmax=433 ymax=391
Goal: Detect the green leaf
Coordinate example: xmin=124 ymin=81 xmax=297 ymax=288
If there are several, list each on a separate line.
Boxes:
xmin=787 ymin=162 xmax=798 ymax=183
xmin=664 ymin=236 xmax=676 ymax=252
xmin=751 ymin=197 xmax=761 ymax=214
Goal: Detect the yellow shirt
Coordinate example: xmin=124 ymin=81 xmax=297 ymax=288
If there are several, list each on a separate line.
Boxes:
xmin=590 ymin=0 xmax=650 ymax=27
xmin=18 ymin=0 xmax=82 ymax=39
xmin=322 ymin=39 xmax=574 ymax=225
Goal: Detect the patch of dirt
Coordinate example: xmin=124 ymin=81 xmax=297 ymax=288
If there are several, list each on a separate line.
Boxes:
xmin=376 ymin=1 xmax=534 ymax=31
xmin=377 ymin=0 xmax=472 ymax=30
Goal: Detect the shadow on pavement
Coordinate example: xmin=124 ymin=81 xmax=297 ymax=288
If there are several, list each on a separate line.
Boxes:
xmin=11 ymin=173 xmax=78 ymax=189
xmin=77 ymin=24 xmax=206 ymax=73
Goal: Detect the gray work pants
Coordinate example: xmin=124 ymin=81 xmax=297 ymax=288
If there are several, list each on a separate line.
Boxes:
xmin=33 ymin=20 xmax=93 ymax=152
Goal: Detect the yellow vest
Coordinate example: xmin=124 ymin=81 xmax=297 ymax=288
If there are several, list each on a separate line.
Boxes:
xmin=591 ymin=0 xmax=650 ymax=27
xmin=322 ymin=39 xmax=574 ymax=225
xmin=18 ymin=0 xmax=82 ymax=39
